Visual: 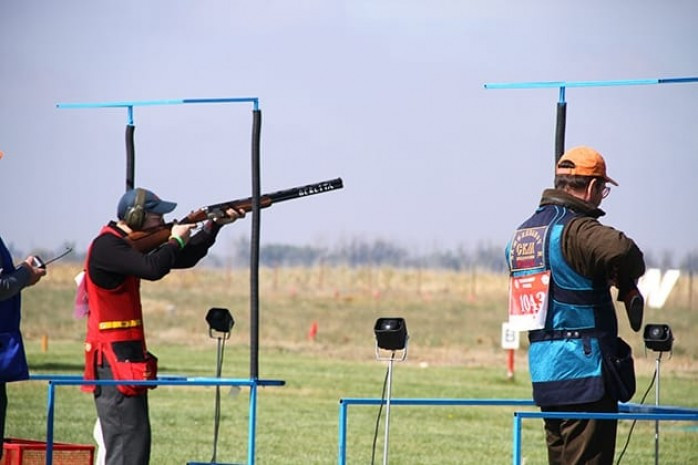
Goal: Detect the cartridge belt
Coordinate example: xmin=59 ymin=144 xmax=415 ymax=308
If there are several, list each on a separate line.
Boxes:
xmin=528 ymin=328 xmax=600 ymax=342
xmin=98 ymin=319 xmax=142 ymax=330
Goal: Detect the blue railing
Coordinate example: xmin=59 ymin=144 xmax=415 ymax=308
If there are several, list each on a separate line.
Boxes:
xmin=512 ymin=408 xmax=698 ymax=465
xmin=337 ymin=397 xmax=698 ymax=465
xmin=484 ymin=76 xmax=698 ymax=104
xmin=57 ymin=97 xmax=259 ymax=125
xmin=338 ymin=398 xmax=535 ymax=465
xmin=30 ymin=374 xmax=284 ymax=465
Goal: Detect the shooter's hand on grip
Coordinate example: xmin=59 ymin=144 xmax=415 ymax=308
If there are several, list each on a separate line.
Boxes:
xmin=169 ymin=223 xmax=195 ymax=248
xmin=211 ymin=207 xmax=246 ymax=226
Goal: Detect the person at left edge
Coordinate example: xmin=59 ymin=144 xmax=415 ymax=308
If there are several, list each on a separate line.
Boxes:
xmin=82 ymin=187 xmax=244 ymax=465
xmin=0 ymin=236 xmax=47 ymax=459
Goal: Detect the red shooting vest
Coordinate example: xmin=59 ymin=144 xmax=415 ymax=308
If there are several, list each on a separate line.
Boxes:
xmin=83 ymin=226 xmax=147 ymax=393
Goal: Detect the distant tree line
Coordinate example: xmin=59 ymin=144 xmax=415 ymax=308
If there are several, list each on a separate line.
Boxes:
xmin=8 ymin=238 xmax=698 ymax=273
xmin=225 ymin=237 xmax=508 ymax=272
xmin=226 ymin=237 xmax=698 ymax=273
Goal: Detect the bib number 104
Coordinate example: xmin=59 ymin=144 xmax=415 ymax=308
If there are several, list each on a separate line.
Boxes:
xmin=508 ymin=271 xmax=551 ymax=331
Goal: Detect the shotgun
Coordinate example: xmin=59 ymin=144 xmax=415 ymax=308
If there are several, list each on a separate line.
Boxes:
xmin=126 ymin=177 xmax=343 ymax=253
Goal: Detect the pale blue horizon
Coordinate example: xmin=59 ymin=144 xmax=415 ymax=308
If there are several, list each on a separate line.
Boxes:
xmin=1 ymin=0 xmax=697 ymax=263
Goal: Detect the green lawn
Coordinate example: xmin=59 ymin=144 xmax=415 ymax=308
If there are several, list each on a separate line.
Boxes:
xmin=7 ymin=340 xmax=698 ymax=465
xmin=8 ymin=265 xmax=698 ymax=464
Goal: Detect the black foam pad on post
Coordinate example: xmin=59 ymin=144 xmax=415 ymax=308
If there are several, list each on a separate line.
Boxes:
xmin=126 ymin=124 xmax=136 ymax=191
xmin=250 ymin=109 xmax=262 ymax=379
xmin=554 ymin=102 xmax=567 ymax=165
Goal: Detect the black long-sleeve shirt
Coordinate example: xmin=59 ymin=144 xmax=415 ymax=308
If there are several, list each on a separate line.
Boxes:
xmin=88 ymin=221 xmax=220 ymax=289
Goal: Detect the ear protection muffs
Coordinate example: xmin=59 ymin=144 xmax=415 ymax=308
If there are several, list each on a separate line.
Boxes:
xmin=124 ymin=188 xmax=147 ymax=230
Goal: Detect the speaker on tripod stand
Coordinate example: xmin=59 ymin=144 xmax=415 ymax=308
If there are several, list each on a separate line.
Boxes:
xmin=373 ymin=318 xmax=409 ymax=465
xmin=643 ymin=323 xmax=674 ymax=465
xmin=185 ymin=308 xmax=236 ymax=465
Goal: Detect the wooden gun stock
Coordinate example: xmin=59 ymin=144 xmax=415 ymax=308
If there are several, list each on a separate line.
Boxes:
xmin=126 ymin=177 xmax=343 ymax=253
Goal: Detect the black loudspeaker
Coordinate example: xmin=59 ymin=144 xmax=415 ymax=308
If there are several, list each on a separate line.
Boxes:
xmin=643 ymin=324 xmax=673 ymax=352
xmin=124 ymin=188 xmax=146 ymax=230
xmin=374 ymin=318 xmax=408 ymax=351
xmin=206 ymin=307 xmax=235 ymax=335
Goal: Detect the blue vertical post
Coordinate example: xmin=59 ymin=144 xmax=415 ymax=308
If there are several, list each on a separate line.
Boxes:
xmin=512 ymin=413 xmax=522 ymax=465
xmin=248 ymin=382 xmax=258 ymax=465
xmin=45 ymin=382 xmax=56 ymax=465
xmin=338 ymin=400 xmax=348 ymax=465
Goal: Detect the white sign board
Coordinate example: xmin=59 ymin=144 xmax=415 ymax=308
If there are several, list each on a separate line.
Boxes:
xmin=501 ymin=322 xmax=520 ymax=350
xmin=638 ymin=269 xmax=680 ymax=309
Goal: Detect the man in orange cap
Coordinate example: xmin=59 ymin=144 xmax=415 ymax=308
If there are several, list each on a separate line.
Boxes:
xmin=505 ymin=146 xmax=645 ymax=464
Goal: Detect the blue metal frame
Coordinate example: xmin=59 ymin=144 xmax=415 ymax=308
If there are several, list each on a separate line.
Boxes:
xmin=56 ymin=98 xmax=266 ymax=375
xmin=484 ymin=77 xmax=698 ymax=90
xmin=51 ymin=97 xmax=274 ymax=463
xmin=483 ymin=76 xmax=698 ymax=105
xmin=484 ymin=75 xmax=698 ymax=163
xmin=337 ymin=398 xmax=535 ymax=465
xmin=511 ymin=408 xmax=698 ymax=465
xmin=57 ymin=97 xmax=260 ymax=125
xmin=31 ymin=375 xmax=284 ymax=465
xmin=337 ymin=397 xmax=698 ymax=465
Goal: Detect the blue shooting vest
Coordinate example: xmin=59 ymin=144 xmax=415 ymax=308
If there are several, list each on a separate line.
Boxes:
xmin=0 ymin=236 xmax=30 ymax=382
xmin=507 ymin=205 xmax=616 ymax=407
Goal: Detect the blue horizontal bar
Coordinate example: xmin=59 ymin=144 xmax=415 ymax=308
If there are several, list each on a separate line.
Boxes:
xmin=57 ymin=97 xmax=259 ymax=110
xmin=484 ymin=76 xmax=698 ymax=90
xmin=183 ymin=98 xmax=258 ymax=105
xmin=339 ymin=397 xmax=698 ymax=414
xmin=485 ymin=79 xmax=658 ymax=90
xmin=624 ymin=403 xmax=698 ymax=414
xmin=658 ymin=77 xmax=698 ymax=84
xmin=516 ymin=411 xmax=698 ymax=421
xmin=340 ymin=398 xmax=535 ymax=407
xmin=30 ymin=374 xmax=84 ymax=381
xmin=187 ymin=463 xmax=242 ymax=465
xmin=38 ymin=376 xmax=284 ymax=387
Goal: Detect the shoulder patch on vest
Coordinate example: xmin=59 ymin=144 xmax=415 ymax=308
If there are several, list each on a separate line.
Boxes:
xmin=510 ymin=226 xmax=547 ymax=271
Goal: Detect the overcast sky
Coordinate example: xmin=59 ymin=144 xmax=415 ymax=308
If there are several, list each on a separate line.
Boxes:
xmin=1 ymin=0 xmax=697 ymax=263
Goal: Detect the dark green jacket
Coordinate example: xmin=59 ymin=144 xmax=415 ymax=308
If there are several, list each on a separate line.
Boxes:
xmin=539 ymin=189 xmax=645 ymax=285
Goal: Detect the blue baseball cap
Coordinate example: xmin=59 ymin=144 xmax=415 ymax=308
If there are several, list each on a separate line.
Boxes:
xmin=117 ymin=188 xmax=177 ymax=220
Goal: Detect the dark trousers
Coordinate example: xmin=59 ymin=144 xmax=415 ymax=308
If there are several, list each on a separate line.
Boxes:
xmin=94 ymin=361 xmax=151 ymax=465
xmin=542 ymin=395 xmax=618 ymax=465
xmin=0 ymin=383 xmax=6 ymax=459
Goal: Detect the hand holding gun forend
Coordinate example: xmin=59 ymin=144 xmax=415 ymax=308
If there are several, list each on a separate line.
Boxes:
xmin=126 ymin=178 xmax=344 ymax=253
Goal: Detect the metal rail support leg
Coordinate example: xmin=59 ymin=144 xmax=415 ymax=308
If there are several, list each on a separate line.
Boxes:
xmin=382 ymin=359 xmax=395 ymax=465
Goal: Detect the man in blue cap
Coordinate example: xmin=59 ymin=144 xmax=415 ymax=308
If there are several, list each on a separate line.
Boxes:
xmin=82 ymin=187 xmax=244 ymax=465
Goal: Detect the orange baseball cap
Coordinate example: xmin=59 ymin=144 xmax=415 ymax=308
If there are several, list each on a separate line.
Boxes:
xmin=556 ymin=146 xmax=618 ymax=186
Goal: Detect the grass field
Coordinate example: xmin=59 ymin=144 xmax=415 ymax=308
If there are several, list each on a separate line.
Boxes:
xmin=7 ymin=264 xmax=698 ymax=464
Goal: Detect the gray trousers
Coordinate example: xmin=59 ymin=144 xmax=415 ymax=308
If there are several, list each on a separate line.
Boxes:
xmin=94 ymin=361 xmax=151 ymax=465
